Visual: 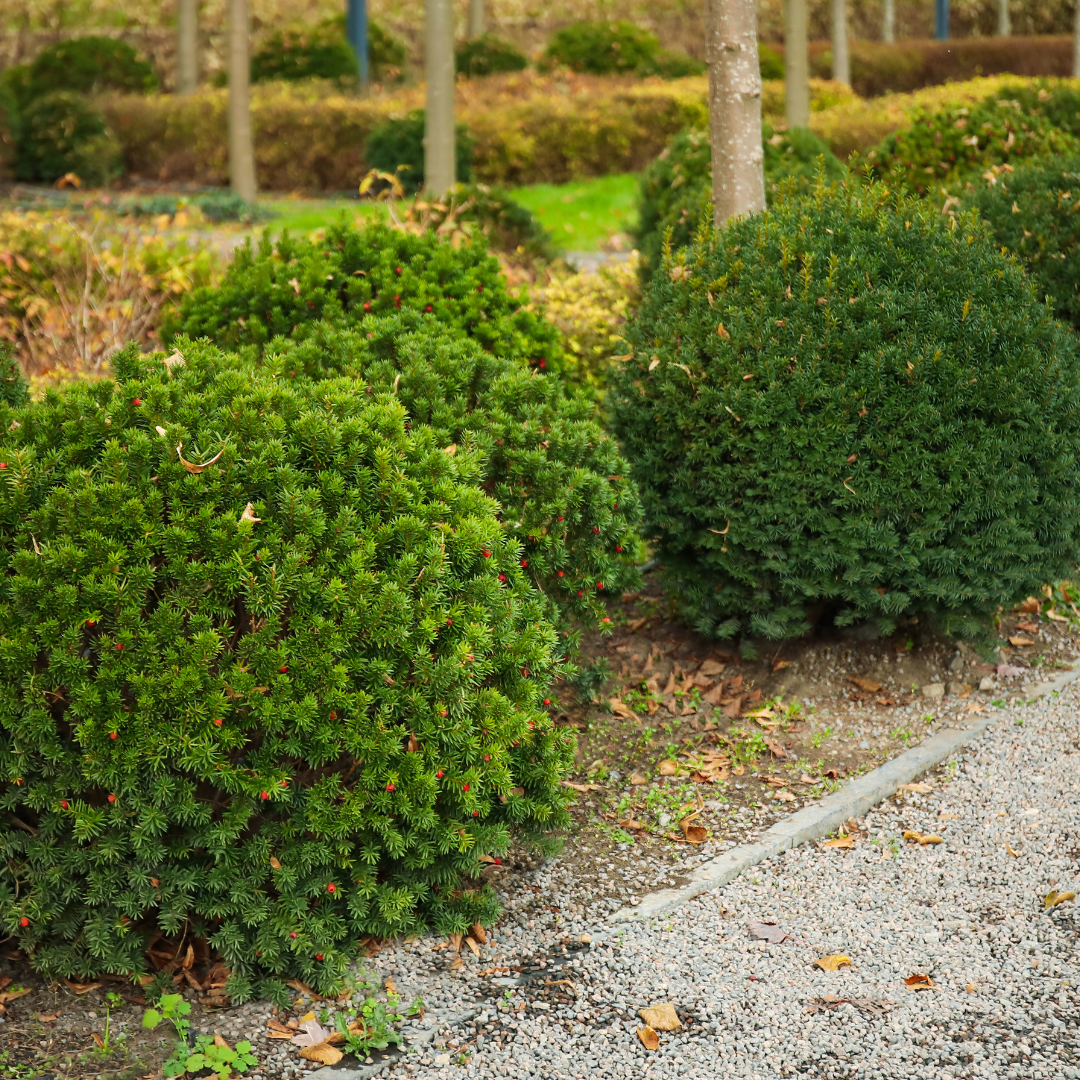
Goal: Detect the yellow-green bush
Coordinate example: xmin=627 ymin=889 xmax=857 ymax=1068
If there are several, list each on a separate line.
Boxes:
xmin=526 ymin=254 xmax=641 ymax=389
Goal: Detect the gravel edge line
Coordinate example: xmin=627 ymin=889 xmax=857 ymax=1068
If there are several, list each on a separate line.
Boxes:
xmin=605 ymin=656 xmax=1080 ymax=925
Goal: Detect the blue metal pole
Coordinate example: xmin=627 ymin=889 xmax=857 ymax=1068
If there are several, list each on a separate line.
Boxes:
xmin=934 ymin=0 xmax=949 ymax=40
xmin=346 ymin=0 xmax=368 ymax=88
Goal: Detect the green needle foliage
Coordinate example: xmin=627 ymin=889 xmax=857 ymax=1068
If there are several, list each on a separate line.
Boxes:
xmin=168 ymin=221 xmax=558 ymax=374
xmin=867 ymin=94 xmax=1078 ymax=197
xmin=635 ymin=123 xmax=844 ymax=279
xmin=0 ymin=343 xmax=574 ymax=993
xmin=612 ymin=175 xmax=1080 ymax=642
xmin=968 ymin=155 xmax=1080 ymax=329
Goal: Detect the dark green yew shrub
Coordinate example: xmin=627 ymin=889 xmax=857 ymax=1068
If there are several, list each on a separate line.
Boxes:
xmin=24 ymin=36 xmax=158 ymax=100
xmin=456 ymin=34 xmax=529 ymax=79
xmin=541 ymin=20 xmax=702 ymax=79
xmin=969 ymin=156 xmax=1080 ymax=329
xmin=635 ymin=124 xmax=844 ymax=278
xmin=246 ymin=315 xmax=641 ymax=627
xmin=0 ymin=341 xmax=573 ymax=990
xmin=364 ymin=110 xmax=474 ymax=194
xmin=867 ymin=95 xmax=1077 ymax=197
xmin=15 ymin=91 xmax=122 ymax=187
xmin=612 ymin=177 xmax=1080 ymax=642
xmin=251 ymin=24 xmax=359 ymax=84
xmin=168 ymin=221 xmax=563 ymax=375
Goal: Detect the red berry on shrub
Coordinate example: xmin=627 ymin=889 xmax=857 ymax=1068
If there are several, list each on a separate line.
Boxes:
xmin=395 ymin=267 xmax=402 ymax=275
xmin=603 ymin=617 xmax=612 ymax=624
xmin=436 ymin=769 xmax=443 ymax=778
xmin=557 ymin=571 xmax=564 ymax=577
xmin=86 ymin=619 xmax=95 ymax=626
xmin=577 ymin=590 xmax=583 ymax=597
xmin=109 ymin=731 xmax=118 ymax=739
xmin=280 ymin=780 xmax=287 ymax=787
xmin=260 ymin=791 xmax=269 ymax=800
xmin=0 ymin=463 xmax=6 ymax=469
xmin=19 ymin=917 xmax=28 ymax=928
xmin=439 ymin=708 xmax=447 ymax=717
xmin=494 ymin=857 xmax=502 ymax=865
xmin=593 ymin=527 xmax=600 ymax=534
xmin=472 ymin=811 xmax=479 ymax=817
xmin=386 ymin=782 xmax=395 ymax=791
xmin=115 ymin=643 xmax=123 ymax=651
xmin=463 ymin=783 xmax=470 ymax=792
xmin=316 ymin=954 xmax=323 ymax=961
xmin=425 ymin=304 xmax=433 ymax=312
xmin=214 ymin=718 xmax=222 ymax=727
xmin=133 ymin=398 xmax=141 ymax=406
xmin=329 ymin=712 xmax=336 ymax=719
xmin=616 ymin=545 xmax=623 ymax=553
xmin=363 ymin=301 xmax=371 ymax=311
xmin=278 ymin=666 xmax=288 ymax=673
xmin=597 ymin=582 xmax=604 ymax=590
xmin=498 ymin=573 xmax=506 ymax=583
xmin=446 ymin=618 xmax=453 ymax=626
xmin=290 ymin=932 xmax=298 ymax=939
xmin=483 ymin=754 xmax=490 ymax=761
xmin=557 ymin=516 xmax=564 ymax=522
xmin=520 ymin=559 xmax=528 ymax=567
xmin=60 ymin=800 xmax=69 ymax=810
xmin=482 ymin=549 xmax=491 ymax=558
xmin=394 ymin=295 xmax=401 ymax=307
xmin=108 ymin=794 xmax=116 ymax=803
xmin=543 ymin=698 xmax=551 ymax=705
xmin=327 ymin=883 xmax=336 ymax=893
xmin=477 ymin=285 xmax=483 ymax=292
xmin=539 ymin=359 xmax=546 ymax=369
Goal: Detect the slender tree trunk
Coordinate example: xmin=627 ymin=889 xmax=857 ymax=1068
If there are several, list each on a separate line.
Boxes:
xmin=705 ymin=0 xmax=765 ymax=225
xmin=177 ymin=0 xmax=198 ymax=94
xmin=1075 ymin=0 xmax=1080 ymax=77
xmin=228 ymin=0 xmax=256 ymax=201
xmin=467 ymin=0 xmax=485 ymax=38
xmin=882 ymin=0 xmax=894 ymax=42
xmin=784 ymin=0 xmax=809 ymax=128
xmin=831 ymin=0 xmax=849 ymax=84
xmin=997 ymin=0 xmax=1010 ymax=35
xmin=425 ymin=0 xmax=456 ymax=194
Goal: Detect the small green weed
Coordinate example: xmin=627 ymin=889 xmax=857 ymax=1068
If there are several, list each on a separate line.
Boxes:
xmin=809 ymin=726 xmax=834 ymax=749
xmin=334 ymin=991 xmax=422 ymax=1058
xmin=143 ymin=994 xmax=257 ymax=1079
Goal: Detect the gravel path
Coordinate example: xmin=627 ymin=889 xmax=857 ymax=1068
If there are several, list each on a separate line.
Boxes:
xmin=360 ymin=683 xmax=1080 ymax=1080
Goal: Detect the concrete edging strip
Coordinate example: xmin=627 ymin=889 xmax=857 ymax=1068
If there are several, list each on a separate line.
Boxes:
xmin=610 ymin=657 xmax=1080 ymax=924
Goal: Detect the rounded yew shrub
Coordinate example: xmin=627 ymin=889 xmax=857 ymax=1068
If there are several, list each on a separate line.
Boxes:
xmin=247 ymin=314 xmax=642 ymax=628
xmin=969 ymin=155 xmax=1080 ymax=329
xmin=168 ymin=221 xmax=561 ymax=374
xmin=0 ymin=342 xmax=573 ymax=992
xmin=612 ymin=177 xmax=1080 ymax=641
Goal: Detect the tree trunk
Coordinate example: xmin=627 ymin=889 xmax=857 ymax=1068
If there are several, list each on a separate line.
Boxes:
xmin=347 ymin=0 xmax=369 ymax=88
xmin=228 ymin=0 xmax=256 ymax=201
xmin=705 ymin=0 xmax=766 ymax=225
xmin=882 ymin=0 xmax=895 ymax=42
xmin=784 ymin=0 xmax=809 ymax=128
xmin=997 ymin=0 xmax=1010 ymax=35
xmin=1075 ymin=0 xmax=1080 ymax=77
xmin=935 ymin=0 xmax=949 ymax=40
xmin=176 ymin=0 xmax=198 ymax=94
xmin=830 ymin=0 xmax=849 ymax=85
xmin=424 ymin=0 xmax=456 ymax=194
xmin=467 ymin=0 xmax=485 ymax=38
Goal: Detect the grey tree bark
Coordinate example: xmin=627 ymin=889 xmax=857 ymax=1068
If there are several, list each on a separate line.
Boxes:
xmin=705 ymin=0 xmax=766 ymax=225
xmin=425 ymin=0 xmax=456 ymax=194
xmin=467 ymin=0 xmax=485 ymax=38
xmin=784 ymin=0 xmax=810 ymax=128
xmin=831 ymin=0 xmax=849 ymax=85
xmin=228 ymin=0 xmax=256 ymax=201
xmin=176 ymin=0 xmax=198 ymax=94
xmin=882 ymin=0 xmax=895 ymax=42
xmin=997 ymin=0 xmax=1010 ymax=35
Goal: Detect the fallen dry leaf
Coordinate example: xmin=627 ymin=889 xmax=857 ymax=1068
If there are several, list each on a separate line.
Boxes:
xmin=1044 ymin=890 xmax=1076 ymax=909
xmin=903 ymin=831 xmax=943 ymax=845
xmin=938 ymin=812 xmax=961 ymax=821
xmin=637 ymin=1025 xmax=660 ymax=1050
xmin=1015 ymin=620 xmax=1039 ymax=633
xmin=92 ymin=1032 xmax=105 ymax=1049
xmin=629 ymin=772 xmax=648 ymax=785
xmin=680 ymin=815 xmax=708 ymax=844
xmin=470 ymin=925 xmax=486 ymax=946
xmin=774 ymin=790 xmax=796 ymax=802
xmin=997 ymin=664 xmax=1024 ymax=678
xmin=903 ymin=974 xmax=935 ymax=990
xmin=747 ymin=921 xmax=807 ymax=945
xmin=239 ymin=502 xmax=261 ymax=525
xmin=443 ymin=443 xmax=457 ymax=456
xmin=61 ymin=978 xmax=101 ymax=995
xmin=1008 ymin=636 xmax=1035 ymax=647
xmin=291 ymin=1019 xmax=332 ymax=1047
xmin=213 ymin=1034 xmax=230 ymax=1049
xmin=465 ymin=936 xmax=481 ymax=958
xmin=269 ymin=856 xmax=282 ymax=869
xmin=162 ymin=349 xmax=186 ymax=372
xmin=764 ymin=738 xmax=786 ymax=758
xmin=965 ymin=984 xmax=977 ymax=993
xmin=176 ymin=442 xmax=225 ymax=474
xmin=638 ymin=1003 xmax=681 ymax=1031
xmin=699 ymin=659 xmax=726 ymax=676
xmin=609 ymin=698 xmax=639 ymax=721
xmin=38 ymin=1012 xmax=60 ymax=1022
xmin=814 ymin=955 xmax=852 ymax=971
xmin=562 ymin=781 xmax=601 ymax=793
xmin=618 ymin=818 xmax=647 ymax=831
xmin=300 ymin=1042 xmax=344 ymax=1065
xmin=849 ymin=677 xmax=882 ymax=692
xmin=658 ymin=760 xmax=678 ymax=776
xmin=899 ymin=782 xmax=933 ymax=794
xmin=822 ymin=836 xmax=855 ymax=850
xmin=1017 ymin=596 xmax=1040 ymax=613
xmin=1005 ymin=843 xmax=1019 ymax=857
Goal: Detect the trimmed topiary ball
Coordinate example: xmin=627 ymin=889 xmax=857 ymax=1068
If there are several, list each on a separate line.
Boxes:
xmin=168 ymin=220 xmax=563 ymax=377
xmin=455 ymin=34 xmax=529 ymax=79
xmin=612 ymin=176 xmax=1080 ymax=642
xmin=968 ymin=155 xmax=1080 ymax=329
xmin=250 ymin=22 xmax=359 ymax=84
xmin=25 ymin=36 xmax=158 ymax=99
xmin=0 ymin=341 xmax=573 ymax=991
xmin=14 ymin=91 xmax=122 ymax=187
xmin=635 ymin=123 xmax=844 ymax=279
xmin=867 ymin=95 xmax=1077 ymax=197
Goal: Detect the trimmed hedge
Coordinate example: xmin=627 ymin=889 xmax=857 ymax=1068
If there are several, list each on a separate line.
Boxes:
xmin=0 ymin=341 xmax=573 ymax=989
xmin=15 ymin=92 xmax=122 ymax=187
xmin=635 ymin=123 xmax=844 ymax=277
xmin=456 ymin=34 xmax=529 ymax=79
xmin=968 ymin=155 xmax=1080 ymax=328
xmin=541 ymin=20 xmax=703 ymax=79
xmin=612 ymin=176 xmax=1080 ymax=641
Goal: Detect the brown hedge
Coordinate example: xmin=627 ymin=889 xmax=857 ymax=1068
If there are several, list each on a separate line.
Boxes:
xmin=100 ymin=72 xmax=710 ymax=192
xmin=773 ymin=35 xmax=1073 ymax=97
